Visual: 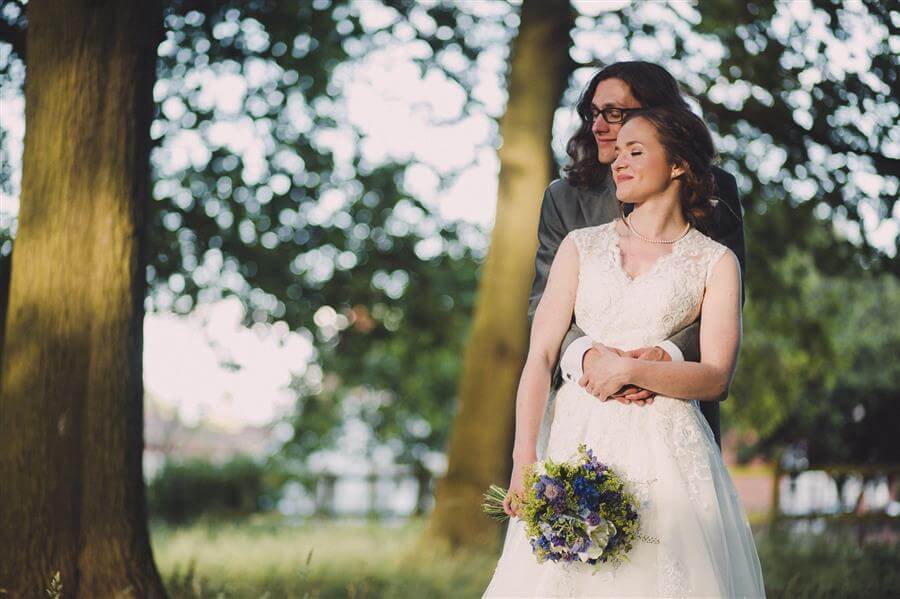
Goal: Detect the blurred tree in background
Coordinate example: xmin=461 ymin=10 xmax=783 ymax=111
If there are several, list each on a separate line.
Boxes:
xmin=678 ymin=0 xmax=899 ymax=459
xmin=425 ymin=0 xmax=575 ymax=549
xmin=766 ymin=272 xmax=900 ymax=464
xmin=2 ymin=0 xmax=503 ymax=492
xmin=149 ymin=1 xmax=509 ymax=480
xmin=138 ymin=0 xmax=509 ymax=510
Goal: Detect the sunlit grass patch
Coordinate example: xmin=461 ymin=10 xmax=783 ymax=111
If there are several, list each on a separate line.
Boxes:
xmin=152 ymin=515 xmax=899 ymax=598
xmin=152 ymin=515 xmax=497 ymax=598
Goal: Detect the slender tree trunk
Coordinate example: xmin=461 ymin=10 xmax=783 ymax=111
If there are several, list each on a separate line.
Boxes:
xmin=413 ymin=458 xmax=432 ymax=517
xmin=0 ymin=1 xmax=166 ymax=596
xmin=424 ymin=0 xmax=575 ymax=549
xmin=0 ymin=248 xmax=10 ymax=387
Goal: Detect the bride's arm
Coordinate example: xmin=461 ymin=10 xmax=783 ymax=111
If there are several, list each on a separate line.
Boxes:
xmin=512 ymin=234 xmax=580 ymax=462
xmin=608 ymin=248 xmax=742 ymax=402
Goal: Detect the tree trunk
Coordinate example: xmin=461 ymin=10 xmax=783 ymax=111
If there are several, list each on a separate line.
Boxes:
xmin=423 ymin=0 xmax=575 ymax=550
xmin=413 ymin=458 xmax=432 ymax=517
xmin=0 ymin=247 xmax=11 ymax=388
xmin=0 ymin=1 xmax=166 ymax=597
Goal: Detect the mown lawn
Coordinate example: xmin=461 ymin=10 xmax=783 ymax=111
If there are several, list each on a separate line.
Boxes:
xmin=151 ymin=515 xmax=899 ymax=598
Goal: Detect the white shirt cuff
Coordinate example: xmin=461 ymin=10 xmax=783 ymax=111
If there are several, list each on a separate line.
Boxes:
xmin=560 ymin=336 xmax=593 ymax=383
xmin=657 ymin=340 xmax=684 ymax=362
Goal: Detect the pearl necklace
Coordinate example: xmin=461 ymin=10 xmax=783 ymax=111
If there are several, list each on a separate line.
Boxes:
xmin=625 ymin=213 xmax=691 ymax=244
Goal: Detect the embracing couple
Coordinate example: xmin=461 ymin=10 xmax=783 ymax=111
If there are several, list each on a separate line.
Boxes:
xmin=482 ymin=61 xmax=766 ymax=597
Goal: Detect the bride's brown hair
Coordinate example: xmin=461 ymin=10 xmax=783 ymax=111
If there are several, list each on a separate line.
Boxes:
xmin=625 ymin=106 xmax=719 ymax=235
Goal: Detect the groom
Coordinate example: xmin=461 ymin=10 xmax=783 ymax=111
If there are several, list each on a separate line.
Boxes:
xmin=529 ymin=61 xmax=746 ymax=457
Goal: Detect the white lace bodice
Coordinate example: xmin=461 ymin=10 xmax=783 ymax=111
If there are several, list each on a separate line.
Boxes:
xmin=567 ymin=221 xmax=728 ymax=350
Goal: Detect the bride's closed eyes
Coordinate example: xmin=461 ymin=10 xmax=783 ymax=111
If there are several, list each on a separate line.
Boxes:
xmin=612 ymin=146 xmax=645 ymax=158
xmin=613 ymin=136 xmax=646 ymax=153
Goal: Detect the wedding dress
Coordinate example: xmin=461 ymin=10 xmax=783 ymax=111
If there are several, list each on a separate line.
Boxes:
xmin=482 ymin=222 xmax=766 ymax=598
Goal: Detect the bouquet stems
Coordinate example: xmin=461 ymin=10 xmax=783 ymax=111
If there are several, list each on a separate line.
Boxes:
xmin=482 ymin=484 xmax=510 ymax=522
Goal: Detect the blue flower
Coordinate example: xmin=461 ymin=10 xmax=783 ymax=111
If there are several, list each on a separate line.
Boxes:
xmin=573 ymin=475 xmax=601 ymax=511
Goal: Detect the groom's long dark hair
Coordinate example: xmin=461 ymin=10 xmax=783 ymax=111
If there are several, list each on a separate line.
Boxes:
xmin=564 ymin=61 xmax=692 ymax=189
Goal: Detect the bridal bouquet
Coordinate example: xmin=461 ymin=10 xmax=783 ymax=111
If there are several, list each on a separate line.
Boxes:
xmin=482 ymin=444 xmax=652 ymax=569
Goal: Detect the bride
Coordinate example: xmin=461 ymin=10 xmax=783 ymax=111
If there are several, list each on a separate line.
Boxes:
xmin=482 ymin=106 xmax=766 ymax=598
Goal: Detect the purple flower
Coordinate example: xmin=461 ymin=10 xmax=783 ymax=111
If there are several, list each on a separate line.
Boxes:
xmin=535 ymin=475 xmax=562 ymax=500
xmin=571 ymin=537 xmax=590 ymax=553
xmin=600 ymin=490 xmax=621 ymax=505
xmin=543 ymin=481 xmax=562 ymax=501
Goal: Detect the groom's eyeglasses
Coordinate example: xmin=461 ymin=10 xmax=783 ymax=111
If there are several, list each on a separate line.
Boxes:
xmin=589 ymin=107 xmax=642 ymax=125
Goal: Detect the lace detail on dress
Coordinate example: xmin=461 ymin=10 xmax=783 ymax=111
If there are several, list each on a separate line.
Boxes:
xmin=626 ymin=476 xmax=658 ymax=506
xmin=567 ymin=222 xmax=726 ymax=511
xmin=659 ymin=548 xmax=692 ymax=598
xmin=567 ymin=223 xmax=728 ymax=351
xmin=536 ymin=557 xmax=619 ymax=597
xmin=658 ymin=401 xmax=713 ymax=510
xmin=705 ymin=243 xmax=729 ymax=284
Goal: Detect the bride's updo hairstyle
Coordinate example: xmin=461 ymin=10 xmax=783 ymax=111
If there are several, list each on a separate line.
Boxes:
xmin=626 ymin=106 xmax=718 ymax=234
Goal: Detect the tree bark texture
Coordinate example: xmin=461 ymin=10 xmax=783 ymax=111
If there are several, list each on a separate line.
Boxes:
xmin=424 ymin=0 xmax=576 ymax=550
xmin=0 ymin=1 xmax=166 ymax=596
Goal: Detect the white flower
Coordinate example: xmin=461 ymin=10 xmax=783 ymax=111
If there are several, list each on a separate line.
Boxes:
xmin=578 ymin=518 xmax=617 ymax=562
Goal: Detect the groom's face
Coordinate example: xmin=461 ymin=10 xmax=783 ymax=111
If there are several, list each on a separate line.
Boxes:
xmin=590 ymin=78 xmax=642 ymax=164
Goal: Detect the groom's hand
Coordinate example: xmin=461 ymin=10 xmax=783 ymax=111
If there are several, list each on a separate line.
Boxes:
xmin=610 ymin=346 xmax=672 ymax=406
xmin=579 ymin=343 xmax=633 ymax=403
xmin=627 ymin=346 xmax=672 ymax=362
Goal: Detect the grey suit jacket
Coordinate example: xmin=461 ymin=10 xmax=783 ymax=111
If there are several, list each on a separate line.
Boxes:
xmin=528 ymin=166 xmax=747 ymax=456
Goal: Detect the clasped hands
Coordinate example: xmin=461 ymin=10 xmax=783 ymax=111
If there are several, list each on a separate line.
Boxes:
xmin=577 ymin=342 xmax=671 ymax=406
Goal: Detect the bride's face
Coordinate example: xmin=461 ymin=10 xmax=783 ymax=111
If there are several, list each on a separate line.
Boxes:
xmin=611 ymin=117 xmax=682 ymax=204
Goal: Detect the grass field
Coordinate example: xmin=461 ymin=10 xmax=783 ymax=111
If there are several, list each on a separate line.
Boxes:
xmin=151 ymin=515 xmax=900 ymax=598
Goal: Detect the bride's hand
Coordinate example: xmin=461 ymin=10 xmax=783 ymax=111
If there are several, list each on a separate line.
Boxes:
xmin=503 ymin=456 xmax=534 ymax=519
xmin=579 ymin=342 xmax=630 ymax=400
